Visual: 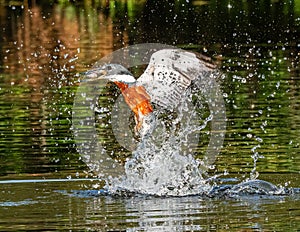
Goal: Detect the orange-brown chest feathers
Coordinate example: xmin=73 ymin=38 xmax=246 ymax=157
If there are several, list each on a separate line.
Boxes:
xmin=114 ymin=81 xmax=153 ymax=116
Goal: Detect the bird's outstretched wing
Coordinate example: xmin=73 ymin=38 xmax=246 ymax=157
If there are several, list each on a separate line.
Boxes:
xmin=136 ymin=49 xmax=217 ymax=108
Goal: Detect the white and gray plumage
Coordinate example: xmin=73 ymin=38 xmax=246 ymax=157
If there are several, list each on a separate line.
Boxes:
xmin=84 ymin=49 xmax=217 ymax=137
xmin=136 ymin=49 xmax=216 ymax=108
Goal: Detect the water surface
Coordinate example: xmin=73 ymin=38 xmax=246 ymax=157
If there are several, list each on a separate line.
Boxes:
xmin=0 ymin=0 xmax=300 ymax=231
xmin=0 ymin=177 xmax=299 ymax=231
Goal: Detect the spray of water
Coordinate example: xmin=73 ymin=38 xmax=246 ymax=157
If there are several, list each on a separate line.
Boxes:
xmin=72 ymin=43 xmax=300 ymax=197
xmin=72 ymin=43 xmax=226 ymax=196
xmin=107 ymin=90 xmax=213 ymax=196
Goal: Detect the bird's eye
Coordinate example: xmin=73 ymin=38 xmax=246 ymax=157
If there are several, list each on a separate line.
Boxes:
xmin=107 ymin=65 xmax=112 ymax=71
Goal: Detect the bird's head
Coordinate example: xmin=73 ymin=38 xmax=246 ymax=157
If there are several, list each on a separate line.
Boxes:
xmin=82 ymin=64 xmax=136 ymax=85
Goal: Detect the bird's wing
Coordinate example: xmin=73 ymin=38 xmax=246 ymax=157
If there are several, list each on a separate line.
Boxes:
xmin=136 ymin=49 xmax=217 ymax=108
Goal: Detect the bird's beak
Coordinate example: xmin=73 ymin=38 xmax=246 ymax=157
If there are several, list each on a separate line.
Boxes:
xmin=80 ymin=68 xmax=108 ymax=82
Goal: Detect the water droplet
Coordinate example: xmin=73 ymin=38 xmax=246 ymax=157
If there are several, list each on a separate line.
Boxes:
xmin=256 ymin=137 xmax=263 ymax=143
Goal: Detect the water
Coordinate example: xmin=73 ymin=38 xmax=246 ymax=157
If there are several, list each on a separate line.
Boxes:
xmin=0 ymin=0 xmax=300 ymax=231
xmin=0 ymin=178 xmax=299 ymax=231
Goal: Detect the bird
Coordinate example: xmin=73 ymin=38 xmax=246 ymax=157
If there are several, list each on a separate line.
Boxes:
xmin=83 ymin=49 xmax=217 ymax=138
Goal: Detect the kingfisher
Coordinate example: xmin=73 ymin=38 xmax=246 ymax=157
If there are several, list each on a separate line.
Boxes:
xmin=83 ymin=49 xmax=216 ymax=138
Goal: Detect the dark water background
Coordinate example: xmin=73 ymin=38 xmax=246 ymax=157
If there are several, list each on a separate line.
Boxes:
xmin=0 ymin=0 xmax=300 ymax=231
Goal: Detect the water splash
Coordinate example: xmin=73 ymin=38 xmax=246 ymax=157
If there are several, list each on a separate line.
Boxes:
xmin=105 ymin=90 xmax=214 ymax=196
xmin=109 ymin=142 xmax=210 ymax=196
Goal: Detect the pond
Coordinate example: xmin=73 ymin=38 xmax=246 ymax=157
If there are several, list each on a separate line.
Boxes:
xmin=0 ymin=0 xmax=300 ymax=231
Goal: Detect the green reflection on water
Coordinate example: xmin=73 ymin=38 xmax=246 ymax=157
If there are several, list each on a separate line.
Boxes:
xmin=221 ymin=54 xmax=300 ymax=174
xmin=0 ymin=78 xmax=82 ymax=175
